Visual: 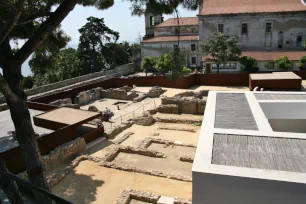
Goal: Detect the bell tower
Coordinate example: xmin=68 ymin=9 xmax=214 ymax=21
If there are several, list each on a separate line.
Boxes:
xmin=144 ymin=13 xmax=163 ymax=38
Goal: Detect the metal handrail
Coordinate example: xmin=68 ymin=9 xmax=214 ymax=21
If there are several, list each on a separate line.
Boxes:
xmin=0 ymin=170 xmax=73 ymax=204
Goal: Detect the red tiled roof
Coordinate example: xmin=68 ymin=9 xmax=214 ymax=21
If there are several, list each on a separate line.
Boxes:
xmin=200 ymin=0 xmax=306 ymax=15
xmin=242 ymin=51 xmax=306 ymax=61
xmin=155 ymin=17 xmax=198 ymax=27
xmin=202 ymin=51 xmax=306 ymax=61
xmin=142 ymin=35 xmax=199 ymax=43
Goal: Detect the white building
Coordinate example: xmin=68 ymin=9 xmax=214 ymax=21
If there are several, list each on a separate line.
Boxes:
xmin=141 ymin=16 xmax=202 ymax=68
xmin=141 ymin=0 xmax=306 ymax=71
xmin=193 ymin=90 xmax=306 ymax=204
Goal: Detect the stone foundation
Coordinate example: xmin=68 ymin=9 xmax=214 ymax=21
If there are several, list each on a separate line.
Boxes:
xmin=153 ymin=115 xmax=202 ymax=126
xmin=41 ymin=137 xmax=86 ymax=170
xmin=115 ymin=189 xmax=192 ymax=204
xmin=114 ymin=132 xmax=134 ymax=144
xmin=160 ymin=97 xmax=206 ymax=115
xmin=138 ymin=137 xmax=196 ymax=149
xmin=156 ymin=104 xmax=179 ymax=114
xmin=157 ymin=126 xmax=197 ymax=133
xmin=179 ymin=155 xmax=194 ymax=163
xmin=147 ymin=86 xmax=166 ymax=98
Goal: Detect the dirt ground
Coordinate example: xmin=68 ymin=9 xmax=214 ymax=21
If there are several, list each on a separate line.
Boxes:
xmin=118 ymin=123 xmax=200 ymax=148
xmin=130 ymin=200 xmax=151 ymax=204
xmin=52 ymin=160 xmax=192 ymax=204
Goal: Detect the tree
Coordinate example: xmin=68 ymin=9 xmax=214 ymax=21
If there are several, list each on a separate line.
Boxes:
xmin=0 ymin=1 xmax=114 ymax=203
xmin=274 ymin=56 xmax=292 ymax=70
xmin=240 ymin=56 xmax=258 ymax=73
xmin=103 ymin=42 xmax=131 ymax=69
xmin=297 ymin=56 xmax=306 ymax=69
xmin=155 ymin=54 xmax=172 ymax=74
xmin=301 ymin=40 xmax=306 ymax=50
xmin=200 ymin=32 xmax=241 ymax=73
xmin=34 ymin=48 xmax=83 ymax=86
xmin=78 ymin=17 xmax=119 ymax=73
xmin=141 ymin=57 xmax=157 ymax=76
xmin=23 ymin=76 xmax=34 ymax=89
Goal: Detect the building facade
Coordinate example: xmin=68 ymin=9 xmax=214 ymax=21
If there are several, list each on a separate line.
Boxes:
xmin=141 ymin=16 xmax=202 ymax=68
xmin=141 ymin=0 xmax=306 ymax=72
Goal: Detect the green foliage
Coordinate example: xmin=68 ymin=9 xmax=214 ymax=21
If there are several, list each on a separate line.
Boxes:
xmin=34 ymin=48 xmax=83 ymax=86
xmin=200 ymin=32 xmax=241 ymax=73
xmin=182 ymin=67 xmax=192 ymax=75
xmin=240 ymin=56 xmax=258 ymax=73
xmin=103 ymin=42 xmax=131 ymax=69
xmin=297 ymin=56 xmax=306 ymax=69
xmin=301 ymin=40 xmax=306 ymax=49
xmin=264 ymin=62 xmax=269 ymax=68
xmin=155 ymin=54 xmax=173 ymax=74
xmin=23 ymin=76 xmax=34 ymax=90
xmin=141 ymin=57 xmax=157 ymax=74
xmin=274 ymin=56 xmax=292 ymax=70
xmin=78 ymin=17 xmax=119 ymax=73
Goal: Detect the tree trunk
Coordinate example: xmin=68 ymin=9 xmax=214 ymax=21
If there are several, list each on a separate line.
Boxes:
xmin=2 ymin=65 xmax=52 ymax=204
xmin=0 ymin=159 xmax=25 ymax=204
xmin=217 ymin=63 xmax=220 ymax=74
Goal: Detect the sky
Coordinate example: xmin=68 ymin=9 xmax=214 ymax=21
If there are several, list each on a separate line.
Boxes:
xmin=21 ymin=0 xmax=198 ymax=76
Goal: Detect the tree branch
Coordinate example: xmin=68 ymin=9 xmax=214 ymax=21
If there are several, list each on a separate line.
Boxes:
xmin=0 ymin=0 xmax=25 ymax=46
xmin=17 ymin=12 xmax=53 ymax=25
xmin=0 ymin=73 xmax=16 ymax=101
xmin=14 ymin=0 xmax=78 ymax=66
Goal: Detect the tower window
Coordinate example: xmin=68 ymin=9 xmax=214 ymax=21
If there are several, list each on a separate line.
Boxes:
xmin=217 ymin=24 xmax=224 ymax=33
xmin=241 ymin=23 xmax=248 ymax=35
xmin=266 ymin=22 xmax=272 ymax=33
xmin=150 ymin=16 xmax=154 ymax=26
xmin=191 ymin=44 xmax=196 ymax=51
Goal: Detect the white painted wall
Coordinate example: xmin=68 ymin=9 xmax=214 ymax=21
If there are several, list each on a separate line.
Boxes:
xmin=259 ymin=102 xmax=306 ymax=119
xmin=199 ymin=12 xmax=306 ymax=50
xmin=268 ymin=119 xmax=306 ymax=133
xmin=205 ymin=61 xmax=241 ymax=72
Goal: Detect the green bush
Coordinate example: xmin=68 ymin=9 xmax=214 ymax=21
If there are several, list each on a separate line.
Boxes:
xmin=23 ymin=76 xmax=34 ymax=89
xmin=297 ymin=56 xmax=306 ymax=69
xmin=182 ymin=67 xmax=192 ymax=75
xmin=274 ymin=56 xmax=292 ymax=70
xmin=141 ymin=57 xmax=157 ymax=75
xmin=240 ymin=56 xmax=258 ymax=73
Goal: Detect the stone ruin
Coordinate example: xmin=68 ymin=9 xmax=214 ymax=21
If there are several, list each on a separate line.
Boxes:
xmin=147 ymin=86 xmax=166 ymax=98
xmin=156 ymin=90 xmax=208 ymax=115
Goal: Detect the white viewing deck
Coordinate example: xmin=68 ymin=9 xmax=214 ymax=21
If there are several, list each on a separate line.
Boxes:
xmin=192 ymin=91 xmax=306 ymax=204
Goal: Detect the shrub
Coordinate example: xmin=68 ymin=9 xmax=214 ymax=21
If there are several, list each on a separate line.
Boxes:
xmin=297 ymin=56 xmax=306 ymax=69
xmin=274 ymin=56 xmax=292 ymax=70
xmin=141 ymin=57 xmax=157 ymax=75
xmin=240 ymin=56 xmax=258 ymax=73
xmin=182 ymin=67 xmax=192 ymax=75
xmin=23 ymin=76 xmax=34 ymax=89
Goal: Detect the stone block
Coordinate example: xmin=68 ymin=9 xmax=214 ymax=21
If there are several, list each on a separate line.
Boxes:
xmin=147 ymin=86 xmax=166 ymax=98
xmin=156 ymin=104 xmax=179 ymax=114
xmin=179 ymin=98 xmax=197 ymax=114
xmin=197 ymin=99 xmax=206 ymax=115
xmin=50 ymin=98 xmax=72 ymax=106
xmin=101 ymin=89 xmax=112 ymax=99
xmin=161 ymin=97 xmax=180 ymax=105
xmin=133 ymin=93 xmax=147 ymax=102
xmin=91 ymin=87 xmax=102 ymax=100
xmin=74 ymin=90 xmax=92 ymax=105
xmin=127 ymin=91 xmax=139 ymax=100
xmin=157 ymin=196 xmax=174 ymax=204
xmin=112 ymin=88 xmax=128 ymax=100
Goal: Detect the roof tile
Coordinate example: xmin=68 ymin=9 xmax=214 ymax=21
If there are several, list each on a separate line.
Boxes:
xmin=142 ymin=35 xmax=199 ymax=43
xmin=200 ymin=0 xmax=306 ymax=15
xmin=155 ymin=17 xmax=198 ymax=27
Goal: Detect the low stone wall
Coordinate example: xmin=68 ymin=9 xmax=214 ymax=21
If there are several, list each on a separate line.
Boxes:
xmin=179 ymin=155 xmax=194 ymax=163
xmin=114 ymin=132 xmax=134 ymax=145
xmin=157 ymin=126 xmax=197 ymax=133
xmin=0 ymin=63 xmax=135 ymax=105
xmin=159 ymin=96 xmax=206 ymax=115
xmin=115 ymin=189 xmax=192 ymax=204
xmin=138 ymin=137 xmax=196 ymax=149
xmin=41 ymin=137 xmax=86 ymax=170
xmin=153 ymin=114 xmax=202 ymax=126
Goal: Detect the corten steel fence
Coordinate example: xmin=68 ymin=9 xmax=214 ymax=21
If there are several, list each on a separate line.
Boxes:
xmin=108 ymin=100 xmax=157 ymax=130
xmin=0 ymin=170 xmax=72 ymax=204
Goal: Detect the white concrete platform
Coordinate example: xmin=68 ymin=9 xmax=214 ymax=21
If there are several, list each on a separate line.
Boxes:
xmin=193 ymin=91 xmax=306 ymax=204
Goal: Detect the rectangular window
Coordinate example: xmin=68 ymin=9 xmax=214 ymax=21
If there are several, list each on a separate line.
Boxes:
xmin=191 ymin=57 xmax=196 ymax=64
xmin=265 ymin=22 xmax=272 ymax=33
xmin=173 ymin=44 xmax=178 ymax=51
xmin=174 ymin=28 xmax=180 ymax=34
xmin=241 ymin=23 xmax=248 ymax=35
xmin=217 ymin=24 xmax=224 ymax=33
xmin=297 ymin=35 xmax=302 ymax=47
xmin=266 ymin=62 xmax=274 ymax=69
xmin=212 ymin=63 xmax=217 ymax=69
xmin=191 ymin=44 xmax=196 ymax=51
xmin=230 ymin=63 xmax=237 ymax=69
xmin=150 ymin=16 xmax=154 ymax=26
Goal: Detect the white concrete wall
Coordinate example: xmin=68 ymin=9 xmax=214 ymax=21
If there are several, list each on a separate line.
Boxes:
xmin=268 ymin=119 xmax=306 ymax=133
xmin=259 ymin=102 xmax=306 ymax=119
xmin=193 ymin=171 xmax=306 ymax=204
xmin=199 ymin=12 xmax=306 ymax=50
xmin=141 ymin=41 xmax=201 ymax=67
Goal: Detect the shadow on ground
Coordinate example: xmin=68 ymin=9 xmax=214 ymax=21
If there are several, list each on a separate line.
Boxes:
xmin=52 ymin=172 xmax=104 ymax=204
